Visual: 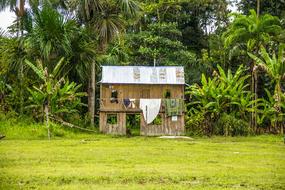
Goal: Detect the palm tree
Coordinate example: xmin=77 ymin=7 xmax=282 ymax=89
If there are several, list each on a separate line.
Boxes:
xmin=26 ymin=2 xmax=77 ymax=64
xmin=223 ymin=9 xmax=282 ymax=130
xmin=72 ymin=0 xmax=141 ymax=125
xmin=223 ymin=9 xmax=282 ymax=52
xmin=248 ymin=44 xmax=285 ymax=121
xmin=0 ymin=0 xmax=28 ymax=113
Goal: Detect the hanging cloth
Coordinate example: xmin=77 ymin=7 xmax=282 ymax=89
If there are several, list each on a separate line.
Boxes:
xmin=139 ymin=99 xmax=161 ymax=124
xmin=123 ymin=98 xmax=136 ymax=109
xmin=123 ymin=99 xmax=131 ymax=108
xmin=164 ymin=99 xmax=184 ymax=117
xmin=130 ymin=99 xmax=136 ymax=108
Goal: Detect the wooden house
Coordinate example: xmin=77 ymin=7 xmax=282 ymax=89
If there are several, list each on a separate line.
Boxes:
xmin=99 ymin=66 xmax=185 ymax=136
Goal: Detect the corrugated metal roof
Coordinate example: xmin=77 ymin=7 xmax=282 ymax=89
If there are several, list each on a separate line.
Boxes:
xmin=100 ymin=66 xmax=185 ymax=84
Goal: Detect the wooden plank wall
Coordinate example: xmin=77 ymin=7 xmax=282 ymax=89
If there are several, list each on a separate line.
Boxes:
xmin=100 ymin=84 xmax=184 ymax=111
xmin=140 ymin=113 xmax=184 ymax=136
xmin=99 ymin=83 xmax=185 ymax=136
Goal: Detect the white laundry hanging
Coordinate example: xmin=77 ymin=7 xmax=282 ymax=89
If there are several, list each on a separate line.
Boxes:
xmin=139 ymin=99 xmax=161 ymax=124
xmin=129 ymin=99 xmax=136 ymax=108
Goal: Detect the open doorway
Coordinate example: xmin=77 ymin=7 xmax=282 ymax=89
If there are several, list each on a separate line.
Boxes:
xmin=126 ymin=114 xmax=141 ymax=136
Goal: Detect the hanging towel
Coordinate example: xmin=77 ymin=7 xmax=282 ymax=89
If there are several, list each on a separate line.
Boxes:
xmin=139 ymin=99 xmax=161 ymax=124
xmin=124 ymin=99 xmax=136 ymax=108
xmin=123 ymin=99 xmax=131 ymax=108
xmin=164 ymin=99 xmax=184 ymax=117
xmin=130 ymin=99 xmax=136 ymax=108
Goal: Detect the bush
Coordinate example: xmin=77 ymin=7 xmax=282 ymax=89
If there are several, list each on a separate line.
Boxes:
xmin=186 ymin=65 xmax=259 ymax=136
xmin=185 ymin=111 xmax=205 ymax=136
xmin=215 ymin=114 xmax=251 ymax=136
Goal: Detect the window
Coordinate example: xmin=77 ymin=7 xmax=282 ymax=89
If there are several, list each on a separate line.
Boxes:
xmin=107 ymin=114 xmax=117 ymax=124
xmin=110 ymin=90 xmax=118 ymax=103
xmin=164 ymin=89 xmax=171 ymax=98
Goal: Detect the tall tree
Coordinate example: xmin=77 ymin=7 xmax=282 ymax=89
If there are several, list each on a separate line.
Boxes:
xmin=223 ymin=9 xmax=283 ymax=129
xmin=0 ymin=0 xmax=27 ymax=114
xmin=26 ymin=3 xmax=76 ymax=64
xmin=223 ymin=10 xmax=282 ymax=52
xmin=25 ymin=2 xmax=97 ymax=121
xmin=72 ymin=0 xmax=141 ymax=125
xmin=140 ymin=0 xmax=230 ymax=55
xmin=127 ymin=22 xmax=188 ymax=66
xmin=248 ymin=44 xmax=285 ymax=124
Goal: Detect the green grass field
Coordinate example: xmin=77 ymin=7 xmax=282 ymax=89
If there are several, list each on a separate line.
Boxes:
xmin=0 ymin=134 xmax=284 ymax=190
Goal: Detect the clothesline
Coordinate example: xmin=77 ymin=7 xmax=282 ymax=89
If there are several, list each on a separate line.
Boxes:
xmin=98 ymin=98 xmax=184 ymax=124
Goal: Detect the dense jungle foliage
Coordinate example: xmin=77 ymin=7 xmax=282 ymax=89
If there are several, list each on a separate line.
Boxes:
xmin=0 ymin=0 xmax=284 ymax=136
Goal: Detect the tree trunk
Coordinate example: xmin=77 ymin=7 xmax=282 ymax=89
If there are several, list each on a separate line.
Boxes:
xmin=257 ymin=0 xmax=260 ymax=17
xmin=153 ymin=58 xmax=156 ymax=67
xmin=250 ymin=64 xmax=258 ymax=133
xmin=274 ymin=81 xmax=282 ymax=133
xmin=18 ymin=1 xmax=25 ymax=114
xmin=19 ymin=62 xmax=24 ymax=114
xmin=254 ymin=70 xmax=258 ymax=132
xmin=19 ymin=16 xmax=24 ymax=114
xmin=19 ymin=0 xmax=25 ymax=17
xmin=88 ymin=61 xmax=96 ymax=126
xmin=251 ymin=69 xmax=254 ymax=131
xmin=44 ymin=104 xmax=50 ymax=140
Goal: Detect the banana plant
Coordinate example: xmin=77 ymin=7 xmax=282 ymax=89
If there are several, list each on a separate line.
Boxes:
xmin=230 ymin=92 xmax=262 ymax=120
xmin=186 ymin=64 xmax=258 ymax=134
xmin=248 ymin=44 xmax=285 ymax=109
xmin=248 ymin=44 xmax=285 ymax=131
xmin=257 ymin=89 xmax=284 ymax=132
xmin=25 ymin=58 xmax=86 ymax=139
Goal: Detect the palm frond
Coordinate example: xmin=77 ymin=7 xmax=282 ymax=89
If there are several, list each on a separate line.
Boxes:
xmin=52 ymin=57 xmax=65 ymax=78
xmin=116 ymin=0 xmax=141 ymax=17
xmin=25 ymin=59 xmax=45 ymax=81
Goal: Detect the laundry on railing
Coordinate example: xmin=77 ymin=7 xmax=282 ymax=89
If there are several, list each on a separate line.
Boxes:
xmin=129 ymin=99 xmax=136 ymax=108
xmin=123 ymin=98 xmax=131 ymax=107
xmin=139 ymin=99 xmax=161 ymax=124
xmin=164 ymin=99 xmax=184 ymax=117
xmin=123 ymin=98 xmax=136 ymax=109
xmin=110 ymin=90 xmax=118 ymax=103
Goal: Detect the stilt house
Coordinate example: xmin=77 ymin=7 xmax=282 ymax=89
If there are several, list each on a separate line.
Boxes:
xmin=99 ymin=66 xmax=185 ymax=136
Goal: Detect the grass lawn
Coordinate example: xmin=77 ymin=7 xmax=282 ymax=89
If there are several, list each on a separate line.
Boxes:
xmin=0 ymin=135 xmax=284 ymax=190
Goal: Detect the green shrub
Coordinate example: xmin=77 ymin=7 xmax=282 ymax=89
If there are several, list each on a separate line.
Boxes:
xmin=215 ymin=114 xmax=251 ymax=136
xmin=185 ymin=111 xmax=205 ymax=136
xmin=186 ymin=65 xmax=260 ymax=136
